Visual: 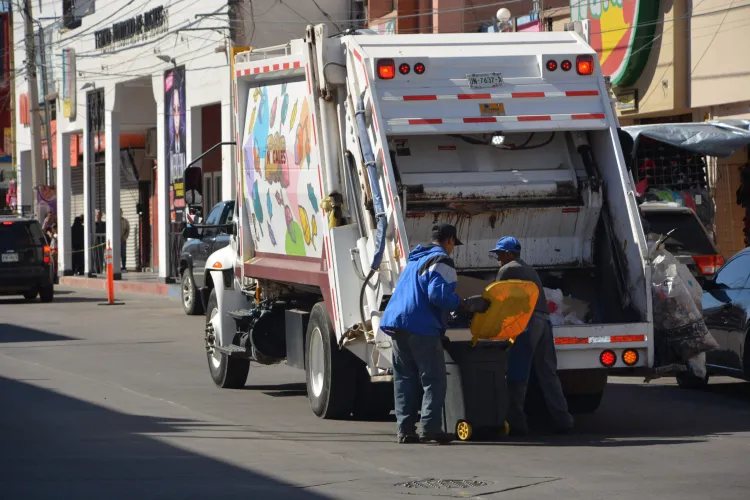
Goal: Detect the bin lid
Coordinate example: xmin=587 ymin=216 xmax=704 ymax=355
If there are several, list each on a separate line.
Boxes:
xmin=470 ymin=280 xmax=538 ymax=343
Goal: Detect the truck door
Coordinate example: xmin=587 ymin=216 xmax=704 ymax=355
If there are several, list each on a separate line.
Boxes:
xmin=702 ymin=254 xmax=750 ymax=372
xmin=193 ymin=202 xmax=226 ymax=288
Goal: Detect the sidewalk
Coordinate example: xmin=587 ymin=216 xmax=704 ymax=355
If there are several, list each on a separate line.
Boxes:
xmin=59 ymin=272 xmax=182 ymax=299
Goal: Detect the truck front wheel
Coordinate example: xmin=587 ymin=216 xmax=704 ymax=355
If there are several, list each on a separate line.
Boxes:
xmin=305 ymin=303 xmax=356 ymax=419
xmin=205 ymin=289 xmax=249 ymax=388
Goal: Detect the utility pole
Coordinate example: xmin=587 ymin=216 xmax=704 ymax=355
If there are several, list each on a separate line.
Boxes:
xmin=37 ymin=25 xmax=54 ymax=186
xmin=22 ymin=0 xmax=44 ymax=217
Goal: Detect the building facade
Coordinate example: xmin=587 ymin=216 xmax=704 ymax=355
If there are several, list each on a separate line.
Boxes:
xmin=12 ymin=0 xmax=355 ymax=280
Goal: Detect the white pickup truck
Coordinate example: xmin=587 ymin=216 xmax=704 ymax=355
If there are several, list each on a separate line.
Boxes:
xmin=185 ymin=26 xmax=652 ymax=423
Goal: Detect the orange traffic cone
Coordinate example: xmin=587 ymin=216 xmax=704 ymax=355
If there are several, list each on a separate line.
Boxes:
xmin=106 ymin=240 xmax=115 ymax=305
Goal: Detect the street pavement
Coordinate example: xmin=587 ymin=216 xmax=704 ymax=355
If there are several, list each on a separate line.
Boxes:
xmin=1 ymin=288 xmax=750 ymax=500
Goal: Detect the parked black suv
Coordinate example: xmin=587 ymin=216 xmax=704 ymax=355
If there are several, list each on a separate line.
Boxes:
xmin=0 ymin=216 xmax=55 ymax=302
xmin=179 ymin=200 xmax=235 ymax=315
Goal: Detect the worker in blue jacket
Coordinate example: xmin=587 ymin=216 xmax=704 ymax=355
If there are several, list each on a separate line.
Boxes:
xmin=380 ymin=223 xmax=490 ymax=444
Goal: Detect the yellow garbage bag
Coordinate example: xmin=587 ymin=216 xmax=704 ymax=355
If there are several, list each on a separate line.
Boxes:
xmin=469 ymin=280 xmax=539 ymax=345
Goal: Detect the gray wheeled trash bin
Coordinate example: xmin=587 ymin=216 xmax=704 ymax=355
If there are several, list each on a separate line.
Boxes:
xmin=442 ymin=340 xmax=510 ymax=441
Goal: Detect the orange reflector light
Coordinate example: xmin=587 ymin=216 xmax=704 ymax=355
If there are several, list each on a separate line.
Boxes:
xmin=546 ymin=60 xmax=557 ymax=72
xmin=377 ymin=59 xmax=395 ymax=79
xmin=600 ymin=350 xmax=616 ymax=367
xmin=212 ymin=262 xmax=223 ymax=269
xmin=692 ymin=254 xmax=725 ymax=276
xmin=561 ymin=60 xmax=572 ymax=71
xmin=414 ymin=62 xmax=426 ymax=74
xmin=577 ymin=55 xmax=594 ymax=75
xmin=622 ymin=349 xmax=639 ymax=366
xmin=399 ymin=63 xmax=410 ymax=75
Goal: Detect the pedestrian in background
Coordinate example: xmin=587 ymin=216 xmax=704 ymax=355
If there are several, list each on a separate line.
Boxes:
xmin=380 ymin=223 xmax=490 ymax=444
xmin=489 ymin=236 xmax=574 ymax=436
xmin=95 ymin=210 xmax=106 ymax=273
xmin=49 ymin=223 xmax=58 ymax=278
xmin=71 ymin=216 xmax=84 ymax=275
xmin=120 ymin=208 xmax=130 ymax=272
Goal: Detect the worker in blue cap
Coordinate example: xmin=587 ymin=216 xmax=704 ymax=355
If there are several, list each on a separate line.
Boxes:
xmin=490 ymin=236 xmax=574 ymax=435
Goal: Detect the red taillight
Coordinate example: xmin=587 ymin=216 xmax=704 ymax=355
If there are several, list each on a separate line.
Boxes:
xmin=561 ymin=60 xmax=572 ymax=71
xmin=414 ymin=62 xmax=426 ymax=74
xmin=43 ymin=245 xmax=51 ymax=264
xmin=377 ymin=59 xmax=395 ymax=79
xmin=398 ymin=63 xmax=410 ymax=75
xmin=546 ymin=60 xmax=558 ymax=72
xmin=693 ymin=254 xmax=725 ymax=276
xmin=600 ymin=350 xmax=616 ymax=367
xmin=577 ymin=55 xmax=594 ymax=75
xmin=2 ymin=221 xmax=12 ymax=225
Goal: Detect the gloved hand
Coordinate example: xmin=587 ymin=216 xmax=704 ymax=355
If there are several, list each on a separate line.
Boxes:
xmin=459 ymin=295 xmax=491 ymax=314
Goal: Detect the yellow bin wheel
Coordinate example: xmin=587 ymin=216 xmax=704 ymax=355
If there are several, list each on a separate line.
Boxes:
xmin=498 ymin=421 xmax=510 ymax=438
xmin=456 ymin=420 xmax=473 ymax=441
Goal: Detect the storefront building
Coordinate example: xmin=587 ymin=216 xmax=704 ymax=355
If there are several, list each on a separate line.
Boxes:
xmin=13 ymin=0 xmax=354 ymax=281
xmin=571 ymin=0 xmax=750 ymax=257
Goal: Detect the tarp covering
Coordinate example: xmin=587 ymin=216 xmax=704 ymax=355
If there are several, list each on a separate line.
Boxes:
xmin=622 ymin=121 xmax=750 ymax=158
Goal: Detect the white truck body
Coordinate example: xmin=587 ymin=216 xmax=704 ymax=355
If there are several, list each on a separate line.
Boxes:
xmin=202 ymin=27 xmax=653 ymax=417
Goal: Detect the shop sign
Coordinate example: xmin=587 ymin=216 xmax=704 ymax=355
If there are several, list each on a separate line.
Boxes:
xmin=95 ymin=6 xmax=168 ymax=50
xmin=570 ymin=0 xmax=660 ymax=87
xmin=165 ymin=66 xmax=186 ymax=222
xmin=615 ymin=89 xmax=638 ymax=112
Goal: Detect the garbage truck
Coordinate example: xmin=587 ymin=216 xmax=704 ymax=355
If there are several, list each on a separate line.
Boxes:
xmin=183 ymin=26 xmax=653 ymax=424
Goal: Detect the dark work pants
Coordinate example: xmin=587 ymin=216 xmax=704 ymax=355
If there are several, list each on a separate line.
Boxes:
xmin=391 ymin=331 xmax=447 ymax=436
xmin=507 ymin=314 xmax=573 ymax=432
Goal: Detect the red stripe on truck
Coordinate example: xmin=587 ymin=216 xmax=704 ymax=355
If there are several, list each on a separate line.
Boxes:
xmin=408 ymin=119 xmax=443 ymax=125
xmin=458 ymin=94 xmax=491 ymax=99
xmin=512 ymin=92 xmax=546 ymax=98
xmin=572 ymin=113 xmax=606 ymax=120
xmin=463 ymin=117 xmax=497 ymax=123
xmin=517 ymin=115 xmax=552 ymax=121
xmin=565 ymin=90 xmax=600 ymax=97
xmin=403 ymin=95 xmax=437 ymax=101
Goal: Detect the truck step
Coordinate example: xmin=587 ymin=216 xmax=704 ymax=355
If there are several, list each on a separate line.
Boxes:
xmin=228 ymin=309 xmax=256 ymax=319
xmin=215 ymin=344 xmax=250 ymax=357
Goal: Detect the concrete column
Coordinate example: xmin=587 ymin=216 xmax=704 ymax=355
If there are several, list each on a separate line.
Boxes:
xmin=221 ymin=96 xmax=234 ymax=201
xmin=82 ymin=117 xmax=93 ymax=275
xmin=153 ymin=74 xmax=169 ymax=279
xmin=188 ymin=105 xmax=202 ymax=171
xmin=104 ymin=100 xmax=122 ymax=280
xmin=16 ymin=150 xmax=32 ymax=213
xmin=56 ymin=132 xmax=73 ymax=275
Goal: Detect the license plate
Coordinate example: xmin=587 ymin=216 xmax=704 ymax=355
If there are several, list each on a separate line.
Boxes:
xmin=2 ymin=253 xmax=19 ymax=263
xmin=467 ymin=72 xmax=503 ymax=89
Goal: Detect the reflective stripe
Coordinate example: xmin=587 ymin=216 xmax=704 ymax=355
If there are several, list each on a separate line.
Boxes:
xmin=554 ymin=334 xmax=647 ymax=345
xmin=429 ymin=262 xmax=457 ymax=284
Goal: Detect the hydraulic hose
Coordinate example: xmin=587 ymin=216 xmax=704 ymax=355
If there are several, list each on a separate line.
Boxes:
xmin=355 ymin=93 xmax=387 ymax=271
xmin=354 ymin=93 xmax=388 ymax=339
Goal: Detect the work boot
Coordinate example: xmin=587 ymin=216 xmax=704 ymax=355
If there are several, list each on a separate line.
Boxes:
xmin=397 ymin=433 xmax=420 ymax=444
xmin=420 ymin=431 xmax=454 ymax=444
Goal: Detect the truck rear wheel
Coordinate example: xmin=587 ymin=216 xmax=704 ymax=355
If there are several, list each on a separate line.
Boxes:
xmin=305 ymin=303 xmax=356 ymax=419
xmin=205 ymin=289 xmax=249 ymax=389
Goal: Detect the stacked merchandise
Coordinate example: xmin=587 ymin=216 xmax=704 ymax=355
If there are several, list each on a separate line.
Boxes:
xmin=632 ymin=136 xmax=715 ymax=230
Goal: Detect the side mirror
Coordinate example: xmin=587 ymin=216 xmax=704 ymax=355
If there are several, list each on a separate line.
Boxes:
xmin=182 ymin=224 xmax=199 ymax=240
xmin=183 ymin=166 xmax=203 ymax=207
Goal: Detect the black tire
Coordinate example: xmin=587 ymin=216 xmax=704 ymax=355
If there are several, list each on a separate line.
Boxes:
xmin=39 ymin=285 xmax=54 ymax=303
xmin=305 ymin=302 xmax=357 ymax=419
xmin=205 ymin=289 xmax=249 ymax=389
xmin=565 ymin=391 xmax=604 ymax=414
xmin=23 ymin=290 xmax=38 ymax=300
xmin=676 ymin=371 xmax=709 ymax=390
xmin=181 ymin=269 xmax=204 ymax=316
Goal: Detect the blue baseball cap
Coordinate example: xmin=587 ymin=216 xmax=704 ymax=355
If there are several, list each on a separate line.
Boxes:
xmin=490 ymin=236 xmax=521 ymax=254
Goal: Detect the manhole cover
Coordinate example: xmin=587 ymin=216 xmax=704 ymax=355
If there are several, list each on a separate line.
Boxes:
xmin=396 ymin=479 xmax=490 ymax=489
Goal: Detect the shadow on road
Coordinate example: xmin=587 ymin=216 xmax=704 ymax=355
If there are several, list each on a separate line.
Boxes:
xmin=0 ymin=376 xmax=335 ymax=499
xmin=0 ymin=323 xmax=79 ymax=343
xmin=484 ymin=380 xmax=750 ymax=448
xmin=0 ymin=295 xmax=105 ymax=305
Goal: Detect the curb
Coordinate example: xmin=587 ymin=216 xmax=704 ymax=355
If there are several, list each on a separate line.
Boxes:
xmin=59 ymin=276 xmax=182 ymax=299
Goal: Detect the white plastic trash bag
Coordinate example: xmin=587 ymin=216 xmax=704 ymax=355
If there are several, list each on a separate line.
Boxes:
xmin=650 ymin=249 xmax=718 ymax=366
